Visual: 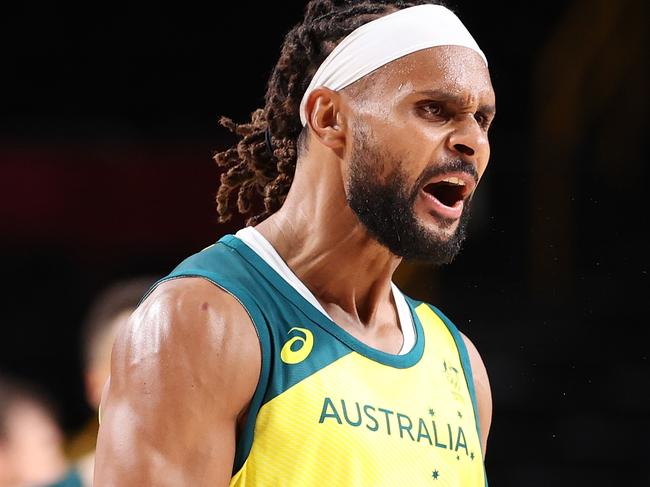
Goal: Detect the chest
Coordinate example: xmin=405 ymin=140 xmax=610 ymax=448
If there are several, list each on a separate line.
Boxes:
xmin=234 ymin=321 xmax=485 ymax=486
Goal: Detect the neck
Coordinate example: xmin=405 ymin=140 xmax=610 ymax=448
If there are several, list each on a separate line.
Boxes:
xmin=255 ymin=156 xmax=401 ymax=327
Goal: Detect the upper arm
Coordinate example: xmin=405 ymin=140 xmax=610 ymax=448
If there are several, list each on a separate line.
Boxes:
xmin=94 ymin=278 xmax=261 ymax=487
xmin=461 ymin=332 xmax=492 ymax=456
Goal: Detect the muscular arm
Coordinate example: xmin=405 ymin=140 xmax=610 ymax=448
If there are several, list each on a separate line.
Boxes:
xmin=461 ymin=333 xmax=492 ymax=456
xmin=94 ymin=278 xmax=261 ymax=487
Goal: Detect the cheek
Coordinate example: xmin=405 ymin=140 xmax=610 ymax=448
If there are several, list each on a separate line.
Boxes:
xmin=355 ymin=110 xmax=448 ymax=183
xmin=374 ymin=116 xmax=443 ymax=156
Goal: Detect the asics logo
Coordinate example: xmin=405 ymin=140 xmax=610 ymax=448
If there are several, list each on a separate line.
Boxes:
xmin=280 ymin=327 xmax=314 ymax=364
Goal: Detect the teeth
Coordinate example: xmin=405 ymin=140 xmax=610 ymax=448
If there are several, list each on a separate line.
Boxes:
xmin=440 ymin=177 xmax=465 ymax=186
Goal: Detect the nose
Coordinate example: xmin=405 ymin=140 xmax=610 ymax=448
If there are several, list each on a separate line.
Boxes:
xmin=447 ymin=114 xmax=489 ymax=162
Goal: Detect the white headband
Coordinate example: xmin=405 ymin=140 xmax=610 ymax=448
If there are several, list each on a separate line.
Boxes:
xmin=299 ymin=4 xmax=487 ymax=125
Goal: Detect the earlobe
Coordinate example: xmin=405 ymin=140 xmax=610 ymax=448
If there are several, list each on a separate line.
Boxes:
xmin=305 ymin=87 xmax=347 ymax=155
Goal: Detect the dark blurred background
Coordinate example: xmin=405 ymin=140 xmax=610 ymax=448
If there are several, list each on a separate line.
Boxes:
xmin=1 ymin=1 xmax=648 ymax=485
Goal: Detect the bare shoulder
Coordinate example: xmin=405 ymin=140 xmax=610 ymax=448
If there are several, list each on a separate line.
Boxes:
xmin=460 ymin=332 xmax=492 ymax=456
xmin=123 ymin=277 xmax=260 ymax=368
xmin=95 ymin=277 xmax=261 ymax=486
xmin=109 ymin=277 xmax=261 ymax=403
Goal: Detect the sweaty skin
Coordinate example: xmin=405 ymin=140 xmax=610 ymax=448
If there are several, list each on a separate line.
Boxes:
xmin=94 ymin=45 xmax=495 ymax=486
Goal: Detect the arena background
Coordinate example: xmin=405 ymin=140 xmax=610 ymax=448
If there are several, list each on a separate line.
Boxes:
xmin=1 ymin=1 xmax=648 ymax=485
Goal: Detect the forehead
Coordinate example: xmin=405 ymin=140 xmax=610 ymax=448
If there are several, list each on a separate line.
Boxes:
xmin=353 ymin=45 xmax=494 ymax=104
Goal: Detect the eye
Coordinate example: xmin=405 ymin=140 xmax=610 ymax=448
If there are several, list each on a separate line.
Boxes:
xmin=418 ymin=102 xmax=444 ymax=119
xmin=474 ymin=112 xmax=491 ymax=130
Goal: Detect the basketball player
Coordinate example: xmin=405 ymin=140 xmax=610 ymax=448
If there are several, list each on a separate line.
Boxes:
xmin=95 ymin=1 xmax=496 ymax=485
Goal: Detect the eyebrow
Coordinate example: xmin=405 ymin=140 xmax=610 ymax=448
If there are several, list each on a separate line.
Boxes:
xmin=415 ymin=89 xmax=496 ymax=117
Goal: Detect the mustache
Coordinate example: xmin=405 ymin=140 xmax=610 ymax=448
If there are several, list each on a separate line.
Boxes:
xmin=414 ymin=158 xmax=479 ymax=190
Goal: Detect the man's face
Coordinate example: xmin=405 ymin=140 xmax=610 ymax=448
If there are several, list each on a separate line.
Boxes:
xmin=343 ymin=45 xmax=495 ymax=264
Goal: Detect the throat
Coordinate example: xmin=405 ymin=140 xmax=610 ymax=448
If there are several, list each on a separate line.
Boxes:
xmin=323 ymin=300 xmax=405 ymax=355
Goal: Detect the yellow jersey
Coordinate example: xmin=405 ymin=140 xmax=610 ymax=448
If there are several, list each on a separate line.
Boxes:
xmin=162 ymin=235 xmax=487 ymax=486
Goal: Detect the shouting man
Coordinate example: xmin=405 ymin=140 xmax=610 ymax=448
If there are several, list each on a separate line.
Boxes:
xmin=95 ymin=1 xmax=496 ymax=486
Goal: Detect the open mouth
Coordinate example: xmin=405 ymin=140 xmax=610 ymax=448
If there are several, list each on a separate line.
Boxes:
xmin=423 ymin=177 xmax=468 ymax=208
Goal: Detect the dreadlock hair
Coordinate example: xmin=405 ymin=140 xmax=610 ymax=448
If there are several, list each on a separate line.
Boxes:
xmin=214 ymin=0 xmax=444 ymax=225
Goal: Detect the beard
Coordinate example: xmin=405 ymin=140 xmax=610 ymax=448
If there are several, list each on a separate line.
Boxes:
xmin=346 ymin=129 xmax=475 ymax=265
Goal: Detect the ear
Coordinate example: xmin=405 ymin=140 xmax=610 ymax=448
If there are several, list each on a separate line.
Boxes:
xmin=304 ymin=87 xmax=348 ymax=157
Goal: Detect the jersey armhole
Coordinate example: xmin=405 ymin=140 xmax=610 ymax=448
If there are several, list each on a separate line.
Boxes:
xmin=426 ymin=304 xmax=489 ymax=485
xmin=425 ymin=306 xmax=482 ymax=447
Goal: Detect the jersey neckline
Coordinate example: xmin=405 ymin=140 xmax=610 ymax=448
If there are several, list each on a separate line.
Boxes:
xmin=219 ymin=234 xmax=425 ymax=369
xmin=234 ymin=226 xmax=416 ymax=355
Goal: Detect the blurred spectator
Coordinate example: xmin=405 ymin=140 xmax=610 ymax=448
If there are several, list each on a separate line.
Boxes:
xmin=69 ymin=277 xmax=157 ymax=486
xmin=0 ymin=375 xmax=81 ymax=487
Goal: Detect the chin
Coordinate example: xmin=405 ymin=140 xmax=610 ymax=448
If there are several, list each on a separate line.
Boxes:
xmin=419 ymin=213 xmax=460 ymax=239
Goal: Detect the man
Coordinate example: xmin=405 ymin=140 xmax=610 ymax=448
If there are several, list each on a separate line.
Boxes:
xmin=95 ymin=1 xmax=495 ymax=486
